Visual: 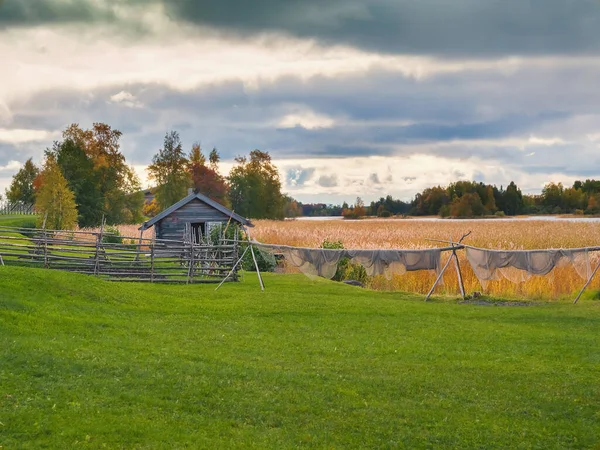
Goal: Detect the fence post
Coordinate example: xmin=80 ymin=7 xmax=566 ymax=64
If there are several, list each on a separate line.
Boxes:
xmin=94 ymin=216 xmax=105 ymax=276
xmin=187 ymin=240 xmax=195 ymax=284
xmin=150 ymin=236 xmax=155 ymax=283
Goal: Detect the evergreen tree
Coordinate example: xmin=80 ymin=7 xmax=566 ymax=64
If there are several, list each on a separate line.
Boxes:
xmin=5 ymin=158 xmax=39 ymax=205
xmin=148 ymin=131 xmax=190 ymax=210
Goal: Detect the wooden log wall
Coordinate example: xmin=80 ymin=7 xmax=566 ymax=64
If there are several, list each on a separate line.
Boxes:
xmin=0 ymin=225 xmax=240 ymax=284
xmin=156 ymin=198 xmax=231 ymax=241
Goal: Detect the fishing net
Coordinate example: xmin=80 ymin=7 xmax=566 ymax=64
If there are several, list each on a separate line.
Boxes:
xmin=253 ymin=243 xmax=441 ymax=280
xmin=466 ymin=247 xmax=595 ymax=288
xmin=346 ymin=249 xmax=441 ymax=280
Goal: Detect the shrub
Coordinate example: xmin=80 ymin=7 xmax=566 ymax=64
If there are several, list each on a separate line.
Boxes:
xmin=102 ymin=226 xmax=122 ymax=244
xmin=242 ymin=245 xmax=277 ymax=272
xmin=321 ymin=238 xmax=368 ymax=284
xmin=439 ymin=205 xmax=451 ymax=218
xmin=495 ymin=211 xmax=506 ymax=217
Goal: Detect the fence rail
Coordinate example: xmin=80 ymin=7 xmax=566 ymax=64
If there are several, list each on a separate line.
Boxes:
xmin=0 ymin=225 xmax=240 ymax=284
xmin=0 ymin=202 xmax=35 ymax=215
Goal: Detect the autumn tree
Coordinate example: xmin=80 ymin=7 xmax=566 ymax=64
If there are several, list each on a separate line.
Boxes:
xmin=449 ymin=192 xmax=485 ymax=217
xmin=188 ymin=144 xmax=228 ymax=205
xmin=5 ymin=158 xmax=39 ymax=205
xmin=60 ymin=123 xmax=144 ymax=225
xmin=228 ymin=150 xmax=284 ymax=219
xmin=51 ymin=138 xmax=103 ymax=227
xmin=148 ymin=131 xmax=190 ymax=210
xmin=34 ymin=155 xmax=78 ymax=230
xmin=283 ymin=195 xmax=303 ymax=218
xmin=342 ymin=197 xmax=366 ymax=219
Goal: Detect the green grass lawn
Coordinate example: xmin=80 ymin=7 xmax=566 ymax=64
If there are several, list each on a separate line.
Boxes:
xmin=0 ymin=214 xmax=37 ymax=228
xmin=1 ymin=267 xmax=599 ymax=449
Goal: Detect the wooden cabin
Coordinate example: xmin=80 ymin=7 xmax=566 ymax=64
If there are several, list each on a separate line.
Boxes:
xmin=139 ymin=191 xmax=252 ymax=242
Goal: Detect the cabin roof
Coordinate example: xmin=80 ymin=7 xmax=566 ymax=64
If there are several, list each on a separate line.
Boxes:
xmin=139 ymin=192 xmax=252 ymax=231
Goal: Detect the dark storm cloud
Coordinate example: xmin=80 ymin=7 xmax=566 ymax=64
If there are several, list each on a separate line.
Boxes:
xmin=0 ymin=0 xmax=116 ymax=27
xmin=162 ymin=0 xmax=600 ymax=57
xmin=2 ymin=0 xmax=600 ymax=57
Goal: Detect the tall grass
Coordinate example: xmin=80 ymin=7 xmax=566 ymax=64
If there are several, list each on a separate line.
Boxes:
xmin=252 ymin=219 xmax=600 ymax=299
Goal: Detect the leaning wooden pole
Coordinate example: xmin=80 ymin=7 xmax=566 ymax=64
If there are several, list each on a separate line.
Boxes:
xmin=425 ymin=231 xmax=471 ymax=301
xmin=451 ymin=237 xmax=466 ymax=299
xmin=243 ymin=227 xmax=265 ymax=291
xmin=250 ymin=243 xmax=265 ymax=291
xmin=574 ymin=257 xmax=600 ymax=304
xmin=425 ymin=251 xmax=455 ymax=301
xmin=215 ymin=245 xmax=250 ymax=291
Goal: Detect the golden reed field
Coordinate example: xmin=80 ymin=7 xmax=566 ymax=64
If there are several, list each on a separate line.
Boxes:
xmin=251 ymin=218 xmax=600 ymax=300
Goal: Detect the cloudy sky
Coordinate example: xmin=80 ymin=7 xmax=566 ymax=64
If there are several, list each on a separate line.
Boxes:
xmin=1 ymin=0 xmax=600 ymax=204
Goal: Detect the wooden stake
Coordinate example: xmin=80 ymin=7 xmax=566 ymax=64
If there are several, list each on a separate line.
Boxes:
xmin=42 ymin=214 xmax=49 ymax=269
xmin=94 ymin=216 xmax=105 ymax=276
xmin=451 ymin=237 xmax=466 ymax=299
xmin=215 ymin=245 xmax=250 ymax=291
xmin=135 ymin=230 xmax=143 ymax=261
xmin=425 ymin=252 xmax=455 ymax=301
xmin=250 ymin=243 xmax=265 ymax=291
xmin=187 ymin=240 xmax=195 ymax=284
xmin=150 ymin=234 xmax=156 ymax=283
xmin=574 ymin=257 xmax=600 ymax=304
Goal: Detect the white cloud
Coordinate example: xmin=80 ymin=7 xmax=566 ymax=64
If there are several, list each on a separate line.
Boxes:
xmin=0 ymin=160 xmax=23 ymax=173
xmin=279 ymin=110 xmax=335 ymax=129
xmin=528 ymin=135 xmax=564 ymax=146
xmin=109 ymin=91 xmax=143 ymax=108
xmin=0 ymin=128 xmax=58 ymax=144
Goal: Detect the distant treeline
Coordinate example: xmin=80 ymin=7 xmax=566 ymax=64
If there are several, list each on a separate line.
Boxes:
xmin=290 ymin=179 xmax=600 ymax=218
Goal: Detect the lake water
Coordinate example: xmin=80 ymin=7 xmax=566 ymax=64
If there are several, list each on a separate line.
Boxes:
xmin=292 ymin=215 xmax=600 ymax=223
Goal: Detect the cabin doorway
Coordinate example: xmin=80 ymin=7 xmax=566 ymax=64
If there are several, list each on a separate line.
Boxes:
xmin=191 ymin=222 xmax=206 ymax=243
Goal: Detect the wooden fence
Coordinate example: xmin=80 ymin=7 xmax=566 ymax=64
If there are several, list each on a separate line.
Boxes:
xmin=0 ymin=225 xmax=241 ymax=284
xmin=0 ymin=202 xmax=35 ymax=215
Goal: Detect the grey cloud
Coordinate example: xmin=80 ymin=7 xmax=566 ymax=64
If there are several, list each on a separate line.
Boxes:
xmin=3 ymin=0 xmax=600 ymax=57
xmin=369 ymin=173 xmax=380 ymax=184
xmin=317 ymin=175 xmax=338 ymax=188
xmin=161 ymin=0 xmax=600 ymax=57
xmin=286 ymin=167 xmax=316 ymax=186
xmin=4 ymin=61 xmax=600 ymax=181
xmin=0 ymin=0 xmax=118 ymax=27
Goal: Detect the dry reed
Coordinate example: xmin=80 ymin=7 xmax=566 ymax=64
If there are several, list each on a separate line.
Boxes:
xmin=251 ymin=218 xmax=600 ymax=299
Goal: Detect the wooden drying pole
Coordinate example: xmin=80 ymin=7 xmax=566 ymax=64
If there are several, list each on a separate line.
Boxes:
xmin=574 ymin=256 xmax=600 ymax=304
xmin=215 ymin=225 xmax=264 ymax=292
xmin=425 ymin=231 xmax=471 ymax=301
xmin=215 ymin=245 xmax=251 ymax=291
xmin=240 ymin=225 xmax=265 ymax=291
